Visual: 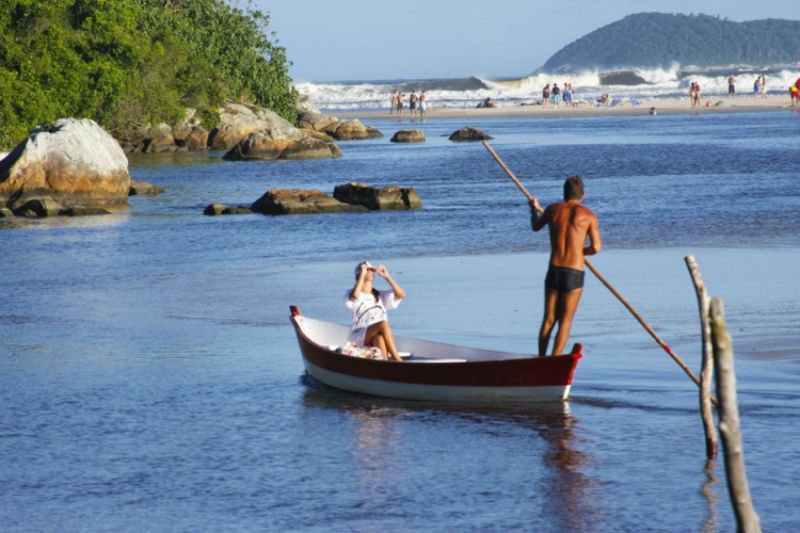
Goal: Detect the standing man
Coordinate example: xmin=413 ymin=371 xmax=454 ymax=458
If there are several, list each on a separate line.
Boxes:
xmin=728 ymin=74 xmax=736 ymax=98
xmin=529 ymin=176 xmax=601 ymax=356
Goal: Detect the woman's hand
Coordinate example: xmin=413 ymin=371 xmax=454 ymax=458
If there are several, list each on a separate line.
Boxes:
xmin=375 ymin=265 xmax=389 ymax=278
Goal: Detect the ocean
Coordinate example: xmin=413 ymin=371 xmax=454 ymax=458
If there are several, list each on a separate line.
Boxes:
xmin=296 ymin=64 xmax=800 ymax=111
xmin=1 ymin=110 xmax=799 ymax=532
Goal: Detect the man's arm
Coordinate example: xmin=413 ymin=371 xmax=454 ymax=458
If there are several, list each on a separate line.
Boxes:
xmin=583 ymin=212 xmax=602 ymax=256
xmin=530 ymin=199 xmax=547 ymax=232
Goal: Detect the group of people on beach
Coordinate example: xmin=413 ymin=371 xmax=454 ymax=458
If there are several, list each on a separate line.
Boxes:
xmin=390 ymin=90 xmax=426 ymax=117
xmin=542 ymin=82 xmax=576 ymax=108
xmin=346 ymin=176 xmax=601 ymax=362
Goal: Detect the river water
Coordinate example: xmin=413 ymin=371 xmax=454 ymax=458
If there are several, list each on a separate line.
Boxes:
xmin=1 ymin=110 xmax=799 ymax=532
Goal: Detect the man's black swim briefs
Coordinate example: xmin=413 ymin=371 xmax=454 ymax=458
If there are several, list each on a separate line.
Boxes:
xmin=545 ymin=266 xmax=585 ymax=292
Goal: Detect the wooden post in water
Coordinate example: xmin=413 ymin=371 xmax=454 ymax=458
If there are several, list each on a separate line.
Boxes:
xmin=710 ymin=298 xmax=761 ymax=533
xmin=685 ymin=255 xmax=718 ymax=459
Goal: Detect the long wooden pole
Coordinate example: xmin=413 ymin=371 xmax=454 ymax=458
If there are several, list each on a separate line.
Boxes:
xmin=483 ymin=141 xmax=706 ymax=392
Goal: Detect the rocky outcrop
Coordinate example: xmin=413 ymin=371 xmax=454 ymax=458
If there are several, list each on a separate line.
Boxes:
xmin=333 ymin=182 xmax=422 ymax=210
xmin=209 ymin=103 xmax=297 ymax=151
xmin=129 ymin=180 xmax=165 ymax=196
xmin=298 ymin=111 xmax=383 ymax=141
xmin=0 ymin=118 xmax=130 ymax=215
xmin=142 ymin=124 xmax=176 ymax=153
xmin=223 ymin=130 xmax=340 ymax=161
xmin=449 ymin=127 xmax=492 ymax=141
xmin=250 ymin=189 xmax=367 ymax=215
xmin=184 ymin=126 xmax=210 ymax=151
xmin=390 ymin=129 xmax=425 ymax=143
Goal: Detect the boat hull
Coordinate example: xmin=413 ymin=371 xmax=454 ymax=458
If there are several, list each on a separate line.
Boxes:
xmin=291 ymin=308 xmax=581 ymax=403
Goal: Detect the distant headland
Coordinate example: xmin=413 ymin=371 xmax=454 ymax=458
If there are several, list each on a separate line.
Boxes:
xmin=541 ymin=13 xmax=800 ymax=72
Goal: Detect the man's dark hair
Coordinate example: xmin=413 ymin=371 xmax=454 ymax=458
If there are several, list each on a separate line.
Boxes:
xmin=563 ymin=176 xmax=584 ymax=200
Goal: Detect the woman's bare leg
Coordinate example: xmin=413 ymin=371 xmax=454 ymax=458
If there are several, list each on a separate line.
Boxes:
xmin=373 ymin=334 xmax=388 ymax=360
xmin=365 ymin=321 xmax=402 ymax=361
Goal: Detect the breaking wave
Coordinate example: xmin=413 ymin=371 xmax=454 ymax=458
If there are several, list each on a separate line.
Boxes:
xmin=295 ymin=64 xmax=800 ymax=111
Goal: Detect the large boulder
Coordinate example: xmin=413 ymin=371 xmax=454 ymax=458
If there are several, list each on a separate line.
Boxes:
xmin=184 ymin=126 xmax=210 ymax=151
xmin=390 ymin=129 xmax=425 ymax=143
xmin=333 ymin=182 xmax=422 ymax=210
xmin=223 ymin=130 xmax=341 ymax=161
xmin=449 ymin=127 xmax=492 ymax=142
xmin=208 ymin=103 xmax=295 ymax=151
xmin=0 ymin=118 xmax=130 ymax=214
xmin=143 ymin=123 xmax=176 ymax=153
xmin=250 ymin=189 xmax=367 ymax=215
xmin=297 ymin=110 xmax=339 ymax=132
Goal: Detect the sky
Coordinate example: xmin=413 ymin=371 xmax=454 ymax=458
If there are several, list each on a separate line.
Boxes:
xmin=250 ymin=0 xmax=798 ymax=82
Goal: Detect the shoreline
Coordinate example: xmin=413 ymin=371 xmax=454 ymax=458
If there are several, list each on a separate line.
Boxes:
xmin=333 ymin=94 xmax=797 ymax=120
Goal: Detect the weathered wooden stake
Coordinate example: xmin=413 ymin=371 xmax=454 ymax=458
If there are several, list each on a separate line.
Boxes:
xmin=685 ymin=255 xmax=718 ymax=459
xmin=710 ymin=298 xmax=761 ymax=533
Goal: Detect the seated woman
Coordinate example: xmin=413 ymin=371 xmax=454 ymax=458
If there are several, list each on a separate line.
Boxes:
xmin=345 ymin=261 xmax=406 ymax=362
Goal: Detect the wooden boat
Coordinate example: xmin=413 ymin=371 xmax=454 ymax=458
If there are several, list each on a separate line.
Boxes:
xmin=290 ymin=306 xmax=582 ymax=402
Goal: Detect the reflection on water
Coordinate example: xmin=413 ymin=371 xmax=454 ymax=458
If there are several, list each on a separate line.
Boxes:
xmin=302 ymin=379 xmax=597 ymax=532
xmin=0 ymin=212 xmax=130 ymax=229
xmin=701 ymin=459 xmax=720 ymax=533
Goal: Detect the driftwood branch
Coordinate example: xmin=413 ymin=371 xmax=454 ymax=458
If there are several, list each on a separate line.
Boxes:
xmin=685 ymin=255 xmax=718 ymax=459
xmin=710 ymin=298 xmax=761 ymax=533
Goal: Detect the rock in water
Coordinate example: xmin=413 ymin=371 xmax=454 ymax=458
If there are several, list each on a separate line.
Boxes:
xmin=333 ymin=182 xmax=422 ymax=210
xmin=0 ymin=118 xmax=131 ymax=214
xmin=223 ymin=131 xmax=340 ymax=161
xmin=390 ymin=130 xmax=425 ymax=143
xmin=250 ymin=189 xmax=366 ymax=215
xmin=449 ymin=127 xmax=492 ymax=141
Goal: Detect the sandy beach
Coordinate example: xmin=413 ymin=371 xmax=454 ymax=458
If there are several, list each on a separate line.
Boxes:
xmin=337 ymin=93 xmax=796 ymax=120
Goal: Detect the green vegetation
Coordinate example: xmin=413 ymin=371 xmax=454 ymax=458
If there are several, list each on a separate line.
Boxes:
xmin=543 ymin=13 xmax=800 ymax=71
xmin=0 ymin=0 xmax=296 ymax=149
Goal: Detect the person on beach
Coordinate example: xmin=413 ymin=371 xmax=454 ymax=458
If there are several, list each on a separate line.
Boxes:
xmin=542 ymin=84 xmax=551 ymax=107
xmin=792 ymin=78 xmax=800 ymax=107
xmin=552 ymin=83 xmax=562 ymax=107
xmin=409 ymin=91 xmax=418 ymax=117
xmin=728 ymin=75 xmax=736 ymax=98
xmin=418 ymin=90 xmax=427 ymax=117
xmin=753 ymin=76 xmax=761 ymax=96
xmin=345 ymin=261 xmax=406 ymax=362
xmin=563 ymin=83 xmax=573 ymax=107
xmin=529 ymin=176 xmax=602 ymax=356
xmin=689 ymin=82 xmax=701 ymax=108
xmin=397 ymin=92 xmax=404 ymax=116
xmin=760 ymin=75 xmax=767 ymax=98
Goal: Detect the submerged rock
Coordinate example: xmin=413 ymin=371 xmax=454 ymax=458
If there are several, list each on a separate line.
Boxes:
xmin=129 ymin=180 xmax=165 ymax=196
xmin=333 ymin=182 xmax=422 ymax=210
xmin=0 ymin=118 xmax=130 ymax=215
xmin=203 ymin=203 xmax=253 ymax=216
xmin=250 ymin=189 xmax=366 ymax=215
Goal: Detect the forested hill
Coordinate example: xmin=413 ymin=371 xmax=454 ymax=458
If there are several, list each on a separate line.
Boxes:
xmin=542 ymin=13 xmax=800 ymax=72
xmin=0 ymin=0 xmax=297 ymax=148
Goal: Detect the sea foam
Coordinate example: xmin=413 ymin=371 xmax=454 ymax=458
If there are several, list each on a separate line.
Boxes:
xmin=296 ymin=64 xmax=800 ymax=111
